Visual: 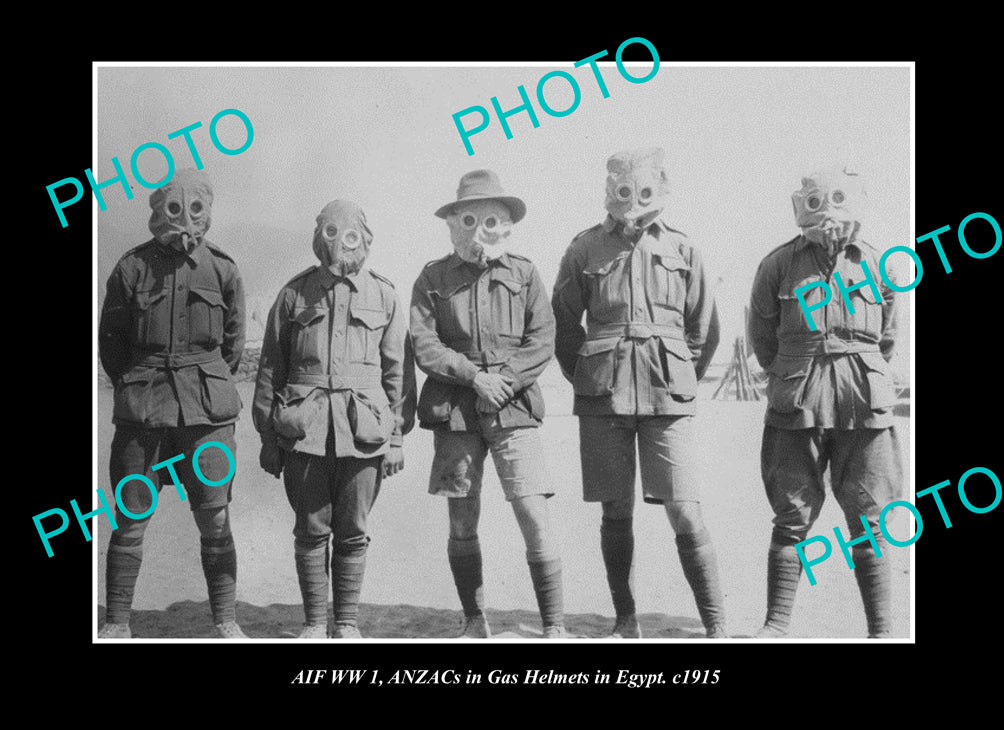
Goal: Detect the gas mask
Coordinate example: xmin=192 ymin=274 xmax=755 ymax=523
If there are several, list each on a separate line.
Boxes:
xmin=312 ymin=200 xmax=373 ymax=277
xmin=605 ymin=147 xmax=670 ymax=237
xmin=447 ymin=200 xmax=514 ymax=268
xmin=792 ymin=169 xmax=864 ymax=256
xmin=148 ymin=169 xmax=213 ymax=250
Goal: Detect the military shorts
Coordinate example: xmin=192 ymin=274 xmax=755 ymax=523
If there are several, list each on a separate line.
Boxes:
xmin=761 ymin=425 xmax=904 ymax=543
xmin=428 ymin=422 xmax=551 ymax=501
xmin=579 ymin=414 xmax=699 ymax=504
xmin=109 ymin=424 xmax=236 ymax=515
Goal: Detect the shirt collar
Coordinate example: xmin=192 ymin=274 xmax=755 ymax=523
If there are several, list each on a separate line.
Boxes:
xmin=602 ymin=214 xmax=666 ymax=239
xmin=447 ymin=251 xmax=512 ymax=270
xmin=794 ymin=233 xmax=868 ymax=256
xmin=317 ymin=265 xmax=362 ymax=290
xmin=158 ymin=236 xmax=202 ymax=263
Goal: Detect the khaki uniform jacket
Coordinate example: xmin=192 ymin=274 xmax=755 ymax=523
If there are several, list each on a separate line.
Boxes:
xmin=552 ymin=217 xmax=719 ymax=416
xmin=411 ymin=252 xmax=554 ymax=431
xmin=252 ymin=266 xmax=414 ymax=458
xmin=748 ymin=234 xmax=898 ymax=430
xmin=99 ymin=238 xmax=245 ymax=428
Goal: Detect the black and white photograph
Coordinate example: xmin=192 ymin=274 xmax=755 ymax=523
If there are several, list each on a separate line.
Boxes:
xmin=23 ymin=29 xmax=1000 ymax=708
xmin=89 ymin=61 xmax=912 ymax=644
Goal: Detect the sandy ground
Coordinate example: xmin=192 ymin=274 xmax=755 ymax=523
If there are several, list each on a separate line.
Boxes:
xmin=96 ymin=367 xmax=911 ymax=640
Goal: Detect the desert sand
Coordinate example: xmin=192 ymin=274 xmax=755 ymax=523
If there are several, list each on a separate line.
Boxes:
xmin=96 ymin=367 xmax=911 ymax=641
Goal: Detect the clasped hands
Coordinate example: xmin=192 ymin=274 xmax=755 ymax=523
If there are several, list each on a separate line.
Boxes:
xmin=473 ymin=371 xmax=516 ymax=414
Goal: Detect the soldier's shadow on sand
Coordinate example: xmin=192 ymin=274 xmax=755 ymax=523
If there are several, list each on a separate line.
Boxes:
xmin=99 ymin=601 xmax=710 ymax=640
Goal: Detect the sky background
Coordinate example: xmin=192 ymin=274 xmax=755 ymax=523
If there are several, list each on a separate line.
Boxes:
xmin=96 ymin=63 xmax=910 ymax=373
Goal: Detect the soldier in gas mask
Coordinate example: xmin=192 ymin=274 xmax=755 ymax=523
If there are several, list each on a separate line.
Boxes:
xmin=253 ymin=200 xmax=413 ymax=639
xmin=411 ymin=170 xmax=565 ymax=639
xmin=552 ymin=148 xmax=727 ymax=639
xmin=98 ymin=169 xmax=247 ymax=639
xmin=748 ymin=168 xmax=901 ymax=638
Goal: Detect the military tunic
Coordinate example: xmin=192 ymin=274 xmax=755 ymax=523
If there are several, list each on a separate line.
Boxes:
xmin=748 ymin=234 xmax=898 ymax=429
xmin=99 ymin=237 xmax=245 ymax=511
xmin=552 ymin=217 xmax=718 ymax=416
xmin=100 ymin=238 xmax=245 ymax=427
xmin=748 ymin=233 xmax=902 ymax=542
xmin=252 ymin=265 xmax=410 ymax=459
xmin=411 ymin=251 xmax=554 ymax=432
xmin=552 ymin=217 xmax=719 ymax=504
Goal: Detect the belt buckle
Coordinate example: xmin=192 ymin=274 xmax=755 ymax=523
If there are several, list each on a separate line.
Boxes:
xmin=625 ymin=323 xmax=651 ymax=339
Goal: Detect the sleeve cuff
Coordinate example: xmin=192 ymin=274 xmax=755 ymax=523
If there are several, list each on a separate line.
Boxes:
xmin=459 ymin=359 xmax=480 ymax=385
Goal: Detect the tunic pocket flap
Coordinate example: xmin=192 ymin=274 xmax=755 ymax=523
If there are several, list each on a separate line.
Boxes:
xmin=134 ymin=289 xmax=167 ymax=309
xmin=430 ymin=282 xmax=471 ymax=300
xmin=858 ymin=351 xmax=889 ymax=374
xmin=119 ymin=367 xmax=155 ymax=385
xmin=582 ymin=256 xmax=623 ymax=277
xmin=779 ymin=277 xmax=825 ymax=302
xmin=273 ymin=385 xmax=326 ymax=440
xmin=196 ymin=358 xmax=232 ymax=380
xmin=577 ymin=338 xmax=619 ymax=357
xmin=292 ymin=306 xmax=327 ymax=327
xmin=653 ymin=253 xmax=690 ymax=272
xmin=196 ymin=360 xmax=241 ymax=422
xmin=190 ymin=287 xmax=224 ymax=307
xmin=573 ymin=338 xmax=618 ymax=397
xmin=350 ymin=306 xmax=388 ymax=330
xmin=348 ymin=391 xmax=395 ymax=444
xmin=659 ymin=337 xmax=693 ymax=361
xmin=493 ymin=276 xmax=525 ymax=294
xmin=768 ymin=355 xmax=812 ymax=380
xmin=850 ymin=282 xmax=880 ymax=304
xmin=860 ymin=353 xmax=896 ymax=409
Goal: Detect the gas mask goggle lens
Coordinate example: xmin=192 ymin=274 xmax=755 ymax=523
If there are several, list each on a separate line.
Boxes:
xmin=803 ymin=189 xmax=846 ymax=213
xmin=458 ymin=212 xmax=501 ymax=231
xmin=320 ymin=223 xmax=362 ymax=250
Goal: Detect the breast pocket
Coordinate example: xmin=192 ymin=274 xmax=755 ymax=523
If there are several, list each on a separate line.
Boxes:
xmin=290 ymin=306 xmax=327 ymax=364
xmin=582 ymin=255 xmax=627 ymax=320
xmin=845 ymin=281 xmax=884 ymax=340
xmin=348 ymin=304 xmax=389 ymax=364
xmin=650 ymin=254 xmax=690 ymax=312
xmin=188 ymin=286 xmax=225 ymax=347
xmin=779 ymin=277 xmax=826 ymax=334
xmin=492 ymin=276 xmax=526 ymax=341
xmin=131 ymin=288 xmax=169 ymax=348
xmin=430 ymin=283 xmax=472 ymax=343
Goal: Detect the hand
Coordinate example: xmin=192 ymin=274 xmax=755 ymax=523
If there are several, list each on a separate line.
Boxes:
xmin=382 ymin=445 xmax=404 ymax=478
xmin=259 ymin=440 xmax=285 ymax=479
xmin=472 ymin=372 xmax=514 ymax=410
